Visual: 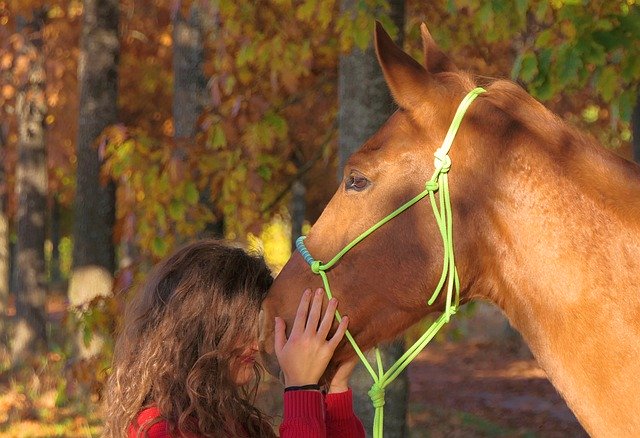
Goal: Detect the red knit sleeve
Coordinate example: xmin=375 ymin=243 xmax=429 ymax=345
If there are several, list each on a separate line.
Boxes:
xmin=325 ymin=389 xmax=366 ymax=438
xmin=279 ymin=390 xmax=326 ymax=438
xmin=128 ymin=407 xmax=172 ymax=438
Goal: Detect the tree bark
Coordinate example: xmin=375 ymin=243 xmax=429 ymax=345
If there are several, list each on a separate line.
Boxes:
xmin=68 ymin=0 xmax=118 ymax=357
xmin=12 ymin=12 xmax=48 ymax=362
xmin=338 ymin=1 xmax=407 ymax=436
xmin=173 ymin=6 xmax=205 ymax=140
xmin=172 ymin=5 xmax=224 ymax=238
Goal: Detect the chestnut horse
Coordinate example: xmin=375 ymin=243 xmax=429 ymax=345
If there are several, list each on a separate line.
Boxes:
xmin=260 ymin=22 xmax=640 ymax=437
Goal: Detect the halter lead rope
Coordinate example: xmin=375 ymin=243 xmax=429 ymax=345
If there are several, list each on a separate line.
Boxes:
xmin=296 ymin=87 xmax=486 ymax=437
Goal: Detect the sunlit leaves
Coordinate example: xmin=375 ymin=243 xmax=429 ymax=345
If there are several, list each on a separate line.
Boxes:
xmin=101 ymin=125 xmax=215 ymax=260
xmin=472 ymin=0 xmax=640 ymax=140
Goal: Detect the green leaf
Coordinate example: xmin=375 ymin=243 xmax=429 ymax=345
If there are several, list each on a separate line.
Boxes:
xmin=169 ymin=199 xmax=186 ymax=220
xmin=534 ymin=1 xmax=549 ymax=21
xmin=353 ymin=25 xmax=370 ymax=51
xmin=519 ymin=52 xmax=538 ymax=82
xmin=533 ymin=78 xmax=554 ymax=101
xmin=556 ymin=44 xmax=583 ymax=87
xmin=209 ymin=125 xmax=226 ymax=150
xmin=264 ymin=112 xmax=287 ymax=138
xmin=152 ymin=237 xmax=168 ymax=257
xmin=83 ymin=324 xmax=93 ymax=348
xmin=583 ymin=41 xmax=606 ymax=65
xmin=257 ymin=164 xmax=272 ymax=181
xmin=185 ymin=182 xmax=199 ymax=205
xmin=535 ymin=29 xmax=554 ymax=49
xmin=515 ymin=0 xmax=528 ymax=19
xmin=536 ymin=47 xmax=553 ymax=76
xmin=597 ymin=66 xmax=618 ymax=102
xmin=621 ymin=53 xmax=640 ymax=81
xmin=477 ymin=3 xmax=493 ymax=28
xmin=617 ymin=89 xmax=636 ymax=121
xmin=446 ymin=0 xmax=457 ymax=15
xmin=236 ymin=44 xmax=256 ymax=67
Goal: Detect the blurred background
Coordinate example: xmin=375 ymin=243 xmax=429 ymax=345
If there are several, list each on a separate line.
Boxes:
xmin=0 ymin=0 xmax=638 ymax=436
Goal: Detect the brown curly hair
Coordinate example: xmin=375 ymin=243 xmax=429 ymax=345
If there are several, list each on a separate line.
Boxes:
xmin=102 ymin=240 xmax=276 ymax=437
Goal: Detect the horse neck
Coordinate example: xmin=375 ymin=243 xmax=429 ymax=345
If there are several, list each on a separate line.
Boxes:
xmin=464 ymin=119 xmax=640 ymax=437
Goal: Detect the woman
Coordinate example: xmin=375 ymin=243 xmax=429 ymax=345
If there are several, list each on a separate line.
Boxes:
xmin=102 ymin=239 xmax=364 ymax=437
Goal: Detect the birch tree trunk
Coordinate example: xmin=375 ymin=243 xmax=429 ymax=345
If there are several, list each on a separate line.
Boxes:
xmin=338 ymin=1 xmax=407 ymax=435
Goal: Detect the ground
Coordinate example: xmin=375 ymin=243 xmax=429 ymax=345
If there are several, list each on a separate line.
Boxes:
xmin=405 ymin=341 xmax=587 ymax=437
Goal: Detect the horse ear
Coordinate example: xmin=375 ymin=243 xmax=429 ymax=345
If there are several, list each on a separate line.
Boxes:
xmin=420 ymin=23 xmax=458 ymax=74
xmin=374 ymin=21 xmax=430 ymax=110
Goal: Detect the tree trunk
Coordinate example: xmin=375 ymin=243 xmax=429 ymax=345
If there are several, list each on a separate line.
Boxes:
xmin=68 ymin=0 xmax=118 ymax=357
xmin=12 ymin=12 xmax=48 ymax=362
xmin=173 ymin=5 xmax=205 ymax=140
xmin=173 ymin=5 xmax=224 ymax=238
xmin=338 ymin=1 xmax=407 ymax=436
xmin=633 ymin=90 xmax=640 ymax=164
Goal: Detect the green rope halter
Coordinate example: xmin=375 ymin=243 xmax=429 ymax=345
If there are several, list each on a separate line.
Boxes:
xmin=295 ymin=87 xmax=486 ymax=437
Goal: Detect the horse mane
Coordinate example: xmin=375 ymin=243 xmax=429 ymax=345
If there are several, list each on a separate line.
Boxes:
xmin=483 ymin=79 xmax=568 ymax=149
xmin=479 ymin=76 xmax=640 ymax=217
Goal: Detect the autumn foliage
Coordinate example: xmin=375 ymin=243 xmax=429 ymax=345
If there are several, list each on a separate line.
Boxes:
xmin=0 ymin=0 xmax=638 ymax=435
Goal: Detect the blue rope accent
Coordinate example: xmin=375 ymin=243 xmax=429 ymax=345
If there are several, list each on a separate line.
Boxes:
xmin=295 ymin=236 xmax=315 ymax=266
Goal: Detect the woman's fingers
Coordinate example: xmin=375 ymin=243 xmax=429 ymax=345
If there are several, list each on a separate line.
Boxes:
xmin=317 ymin=297 xmax=338 ymax=338
xmin=305 ymin=288 xmax=324 ymax=333
xmin=290 ymin=288 xmax=312 ymax=335
xmin=327 ymin=315 xmax=349 ymax=350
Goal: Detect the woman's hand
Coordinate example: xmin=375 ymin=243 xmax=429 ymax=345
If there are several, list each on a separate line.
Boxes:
xmin=328 ymin=356 xmax=359 ymax=394
xmin=274 ymin=288 xmax=349 ymax=387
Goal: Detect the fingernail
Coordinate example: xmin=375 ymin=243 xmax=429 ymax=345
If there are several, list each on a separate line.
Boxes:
xmin=329 ymin=297 xmax=337 ymax=304
xmin=304 ymin=288 xmax=311 ymax=296
xmin=315 ymin=288 xmax=323 ymax=296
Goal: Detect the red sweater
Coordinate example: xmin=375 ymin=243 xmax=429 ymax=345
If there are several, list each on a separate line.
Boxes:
xmin=128 ymin=389 xmax=365 ymax=437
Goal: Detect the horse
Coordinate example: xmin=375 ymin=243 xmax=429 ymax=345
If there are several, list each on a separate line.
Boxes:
xmin=259 ymin=22 xmax=640 ymax=437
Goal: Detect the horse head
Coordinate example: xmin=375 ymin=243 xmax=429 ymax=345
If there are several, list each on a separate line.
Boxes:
xmin=260 ymin=21 xmax=640 ymax=437
xmin=260 ymin=21 xmax=496 ymax=377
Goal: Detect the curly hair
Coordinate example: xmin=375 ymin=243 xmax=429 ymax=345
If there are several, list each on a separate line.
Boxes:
xmin=102 ymin=240 xmax=276 ymax=437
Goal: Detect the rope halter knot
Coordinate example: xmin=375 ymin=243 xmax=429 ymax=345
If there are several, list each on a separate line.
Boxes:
xmin=433 ymin=149 xmax=452 ymax=173
xmin=368 ymin=383 xmax=386 ymax=408
xmin=425 ymin=180 xmax=439 ymax=192
xmin=310 ymin=260 xmax=322 ymax=274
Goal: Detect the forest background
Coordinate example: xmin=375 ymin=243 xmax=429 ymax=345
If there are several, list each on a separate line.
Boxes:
xmin=0 ymin=0 xmax=639 ymax=436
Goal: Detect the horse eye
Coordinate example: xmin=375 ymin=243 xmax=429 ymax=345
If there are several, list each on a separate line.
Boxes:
xmin=345 ymin=175 xmax=369 ymax=192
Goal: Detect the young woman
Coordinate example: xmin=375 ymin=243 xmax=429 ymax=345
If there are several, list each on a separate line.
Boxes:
xmin=102 ymin=240 xmax=364 ymax=437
